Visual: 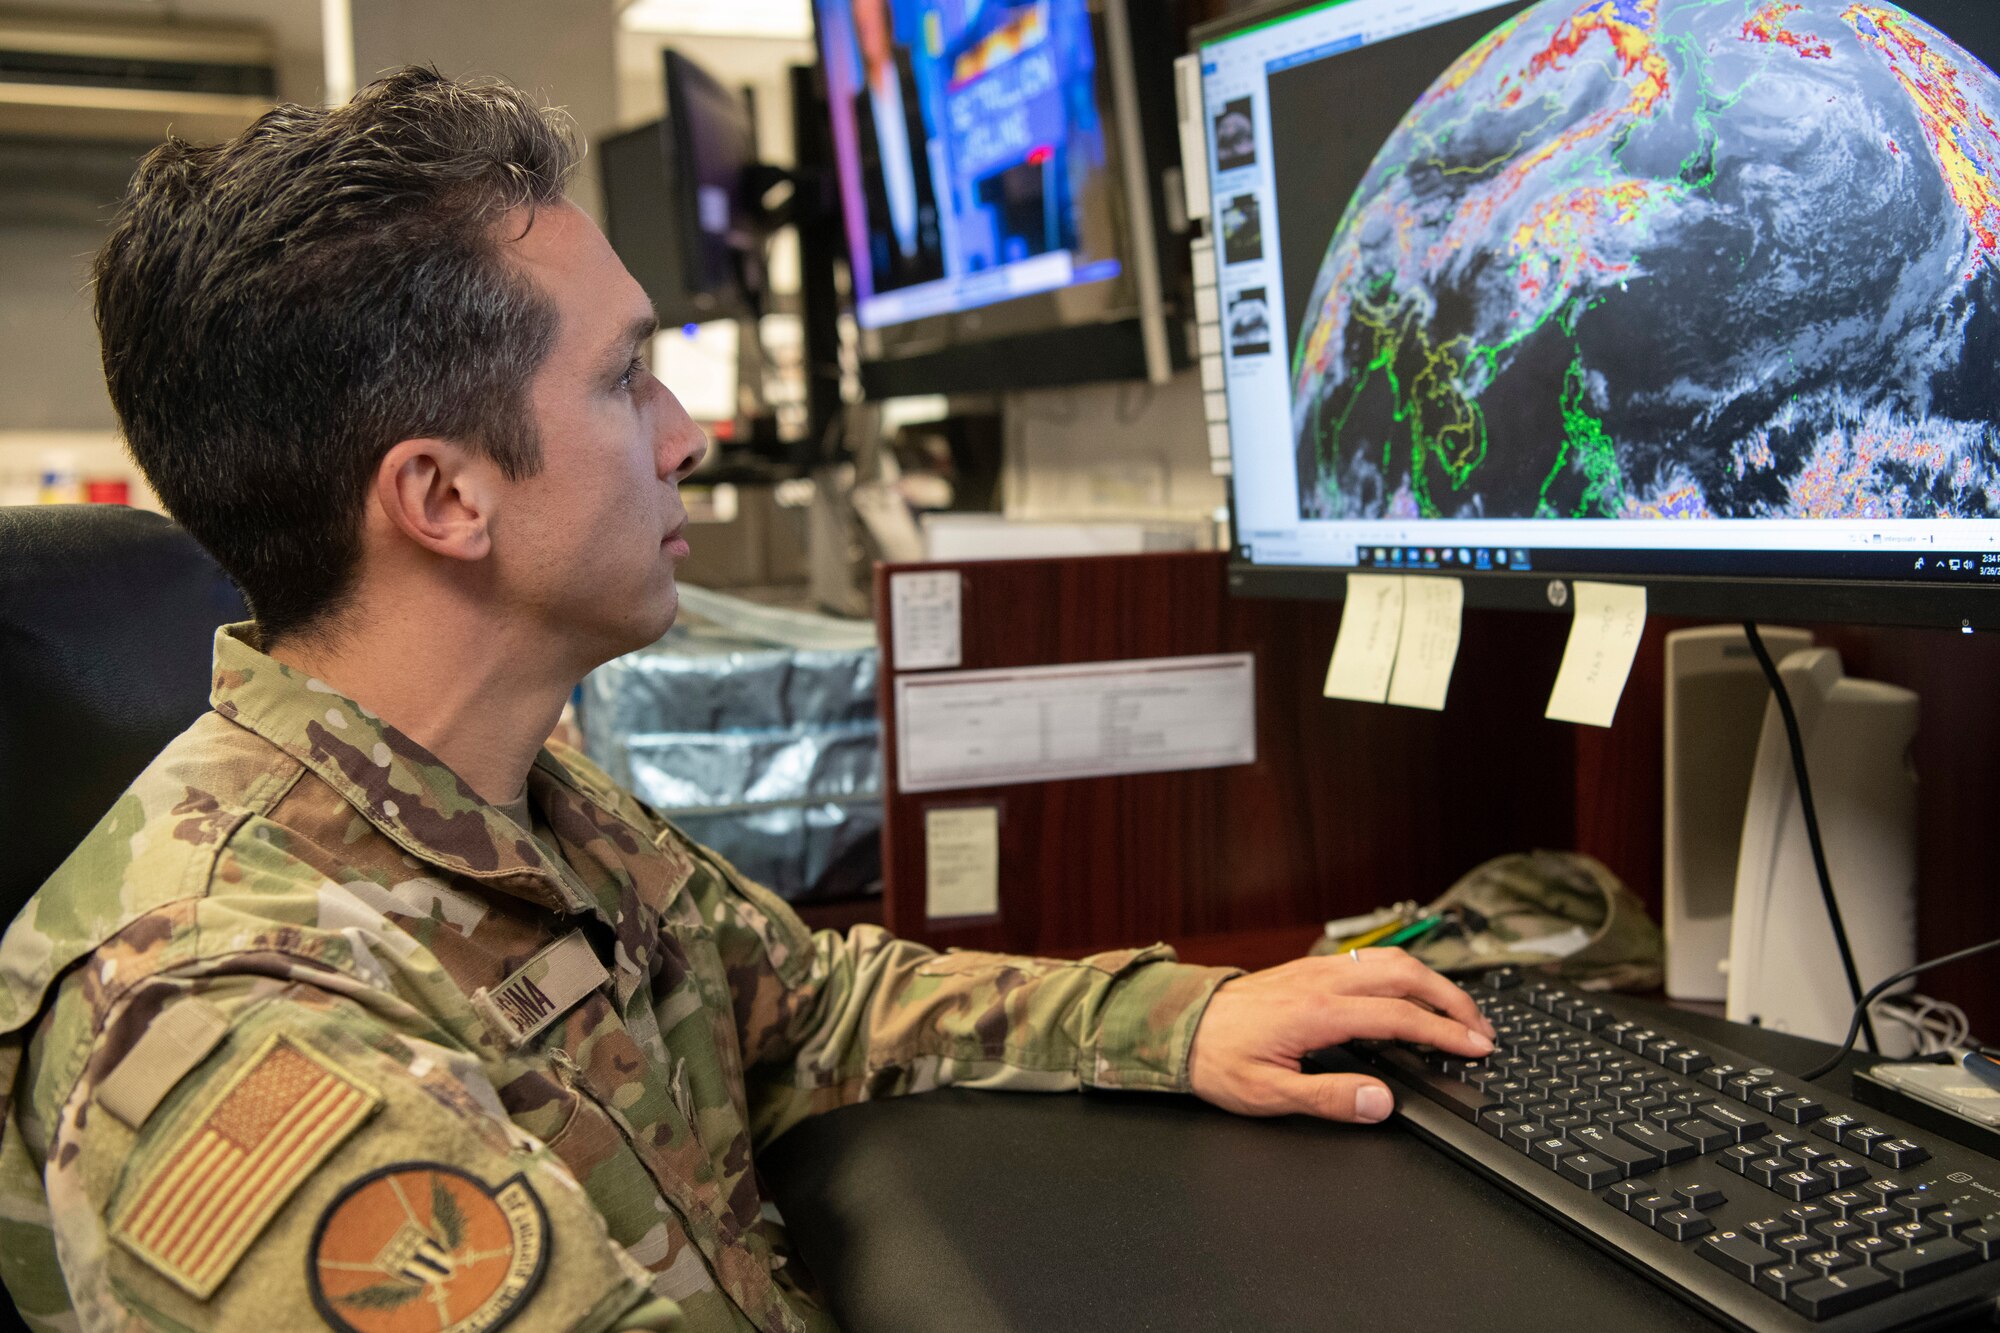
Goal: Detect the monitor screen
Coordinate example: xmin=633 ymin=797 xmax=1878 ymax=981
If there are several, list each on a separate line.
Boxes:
xmin=666 ymin=49 xmax=766 ymax=312
xmin=1200 ymin=0 xmax=2000 ymax=627
xmin=812 ymin=0 xmax=1146 ymax=357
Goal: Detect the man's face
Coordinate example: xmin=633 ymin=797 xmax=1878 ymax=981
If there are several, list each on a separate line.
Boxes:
xmin=491 ymin=201 xmax=706 ymax=666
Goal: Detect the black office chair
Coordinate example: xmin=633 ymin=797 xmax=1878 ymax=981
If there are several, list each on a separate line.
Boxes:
xmin=0 ymin=505 xmax=246 ymax=919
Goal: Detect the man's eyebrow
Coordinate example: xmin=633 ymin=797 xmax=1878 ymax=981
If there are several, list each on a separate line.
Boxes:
xmin=609 ymin=313 xmax=659 ymax=362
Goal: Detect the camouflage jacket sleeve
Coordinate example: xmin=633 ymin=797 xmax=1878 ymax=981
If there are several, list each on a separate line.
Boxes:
xmin=0 ymin=968 xmax=685 ymax=1333
xmin=657 ymin=832 xmax=1242 ymax=1147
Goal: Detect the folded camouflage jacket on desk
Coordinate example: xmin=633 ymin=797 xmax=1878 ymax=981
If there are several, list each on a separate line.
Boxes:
xmin=0 ymin=624 xmax=1236 ymax=1332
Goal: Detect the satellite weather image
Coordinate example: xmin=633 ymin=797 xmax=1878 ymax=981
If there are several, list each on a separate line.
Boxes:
xmin=1285 ymin=0 xmax=2000 ymax=525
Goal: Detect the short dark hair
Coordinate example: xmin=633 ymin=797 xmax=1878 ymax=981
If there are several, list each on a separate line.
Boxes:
xmin=94 ymin=66 xmax=580 ymax=642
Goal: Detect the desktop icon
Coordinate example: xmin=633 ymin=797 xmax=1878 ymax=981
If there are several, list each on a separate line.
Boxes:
xmin=1459 ymin=548 xmax=1472 ymax=564
xmin=1424 ymin=549 xmax=1436 ymax=562
xmin=1513 ymin=549 xmax=1528 ymax=565
xmin=1374 ymin=548 xmax=1386 ymax=562
xmin=1915 ymin=557 xmax=1925 ymax=570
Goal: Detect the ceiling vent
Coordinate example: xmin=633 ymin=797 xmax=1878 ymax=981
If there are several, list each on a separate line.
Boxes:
xmin=0 ymin=8 xmax=274 ymax=144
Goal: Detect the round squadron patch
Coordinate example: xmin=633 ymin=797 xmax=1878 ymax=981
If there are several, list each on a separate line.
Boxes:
xmin=307 ymin=1162 xmax=548 ymax=1333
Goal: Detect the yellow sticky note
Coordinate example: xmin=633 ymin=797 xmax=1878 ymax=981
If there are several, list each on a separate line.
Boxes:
xmin=1324 ymin=574 xmax=1406 ymax=703
xmin=1546 ymin=582 xmax=1648 ymax=727
xmin=925 ymin=806 xmax=999 ymax=919
xmin=1387 ymin=576 xmax=1464 ymax=711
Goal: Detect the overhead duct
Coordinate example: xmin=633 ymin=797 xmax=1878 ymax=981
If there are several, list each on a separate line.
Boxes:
xmin=0 ymin=8 xmax=274 ymax=144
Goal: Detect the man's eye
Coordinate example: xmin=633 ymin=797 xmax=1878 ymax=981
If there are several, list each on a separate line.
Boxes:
xmin=618 ymin=357 xmax=647 ymax=390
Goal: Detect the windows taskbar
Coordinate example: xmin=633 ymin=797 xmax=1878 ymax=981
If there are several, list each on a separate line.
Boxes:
xmin=1332 ymin=545 xmax=2000 ymax=584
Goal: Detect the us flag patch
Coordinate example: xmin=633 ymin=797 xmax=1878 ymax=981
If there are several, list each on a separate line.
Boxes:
xmin=111 ymin=1033 xmax=381 ymax=1298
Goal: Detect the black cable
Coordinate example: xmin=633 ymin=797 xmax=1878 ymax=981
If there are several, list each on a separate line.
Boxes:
xmin=1801 ymin=934 xmax=2000 ymax=1081
xmin=1740 ymin=623 xmax=1879 ymax=1056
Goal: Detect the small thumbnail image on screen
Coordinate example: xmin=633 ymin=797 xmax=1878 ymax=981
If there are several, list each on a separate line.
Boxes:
xmin=1221 ymin=193 xmax=1263 ymax=265
xmin=1228 ymin=287 xmax=1272 ymax=357
xmin=1213 ymin=97 xmax=1257 ymax=172
xmin=1271 ymin=0 xmax=2000 ymax=528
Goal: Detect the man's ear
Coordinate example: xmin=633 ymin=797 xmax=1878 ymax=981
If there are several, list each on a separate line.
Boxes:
xmin=371 ymin=437 xmax=497 ymax=562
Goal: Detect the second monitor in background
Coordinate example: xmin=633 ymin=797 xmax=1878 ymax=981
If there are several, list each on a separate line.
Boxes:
xmin=811 ymin=0 xmax=1192 ymax=395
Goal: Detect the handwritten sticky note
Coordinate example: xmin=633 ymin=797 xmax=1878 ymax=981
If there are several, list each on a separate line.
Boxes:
xmin=1387 ymin=576 xmax=1464 ymax=711
xmin=926 ymin=806 xmax=1000 ymax=920
xmin=1324 ymin=574 xmax=1407 ymax=703
xmin=890 ymin=571 xmax=962 ymax=671
xmin=1546 ymin=581 xmax=1648 ymax=727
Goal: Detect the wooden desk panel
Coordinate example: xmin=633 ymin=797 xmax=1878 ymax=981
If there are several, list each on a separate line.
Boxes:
xmin=873 ymin=554 xmax=2000 ymax=1034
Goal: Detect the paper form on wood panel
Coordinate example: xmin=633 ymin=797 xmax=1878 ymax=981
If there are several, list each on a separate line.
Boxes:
xmin=925 ymin=806 xmax=1000 ymax=919
xmin=1324 ymin=573 xmax=1406 ymax=703
xmin=1545 ymin=582 xmax=1648 ymax=728
xmin=894 ymin=654 xmax=1256 ymax=793
xmin=890 ymin=570 xmax=962 ymax=670
xmin=1386 ymin=576 xmax=1463 ymax=711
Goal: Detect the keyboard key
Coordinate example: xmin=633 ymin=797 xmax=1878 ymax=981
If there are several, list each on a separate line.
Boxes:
xmin=1570 ymin=1125 xmax=1661 ymax=1175
xmin=1787 ymin=1266 xmax=1895 ymax=1319
xmin=1824 ymin=1189 xmax=1871 ymax=1217
xmin=1619 ymin=1027 xmax=1657 ymax=1054
xmin=1813 ymin=1112 xmax=1860 ymax=1144
xmin=1860 ymin=1180 xmax=1906 ymax=1205
xmin=1784 ymin=1144 xmax=1831 ymax=1168
xmin=1478 ymin=1106 xmax=1529 ymax=1138
xmin=1775 ymin=1095 xmax=1825 ymax=1125
xmin=1570 ymin=1006 xmax=1609 ymax=1031
xmin=1886 ymin=1221 xmax=1940 ymax=1247
xmin=1672 ymin=1118 xmax=1735 ymax=1156
xmin=1605 ymin=1180 xmax=1651 ymax=1211
xmin=1811 ymin=1218 xmax=1864 ymax=1246
xmin=1749 ymin=1084 xmax=1792 ymax=1113
xmin=1665 ymin=1048 xmax=1712 ymax=1076
xmin=1845 ymin=1234 xmax=1899 ymax=1264
xmin=1675 ymin=1183 xmax=1725 ymax=1212
xmin=1877 ymin=1238 xmax=1979 ymax=1289
xmin=1755 ymin=1262 xmax=1817 ymax=1302
xmin=1642 ymin=1038 xmax=1679 ymax=1064
xmin=1504 ymin=1121 xmax=1541 ymax=1154
xmin=1695 ymin=1102 xmax=1767 ymax=1143
xmin=1962 ymin=1223 xmax=2000 ymax=1261
xmin=1771 ymin=1232 xmax=1819 ymax=1261
xmin=1630 ymin=1193 xmax=1679 ymax=1225
xmin=1616 ymin=1120 xmax=1696 ymax=1165
xmin=1481 ymin=967 xmax=1523 ymax=989
xmin=1872 ymin=1138 xmax=1929 ymax=1169
xmin=1558 ymin=1152 xmax=1624 ymax=1190
xmin=1720 ymin=1145 xmax=1762 ymax=1175
xmin=1802 ymin=1247 xmax=1857 ymax=1275
xmin=1744 ymin=1218 xmax=1791 ymax=1244
xmin=1931 ymin=1207 xmax=1983 ymax=1237
xmin=1894 ymin=1193 xmax=1943 ymax=1221
xmin=1699 ymin=1231 xmax=1782 ymax=1282
xmin=1851 ymin=1205 xmax=1902 ymax=1236
xmin=1845 ymin=1125 xmax=1890 ymax=1157
xmin=1699 ymin=1063 xmax=1743 ymax=1091
xmin=1532 ymin=1136 xmax=1580 ymax=1171
xmin=1746 ymin=1155 xmax=1791 ymax=1187
xmin=1818 ymin=1157 xmax=1867 ymax=1189
xmin=1657 ymin=1208 xmax=1713 ymax=1241
xmin=1724 ymin=1072 xmax=1768 ymax=1101
xmin=1784 ymin=1205 xmax=1833 ymax=1230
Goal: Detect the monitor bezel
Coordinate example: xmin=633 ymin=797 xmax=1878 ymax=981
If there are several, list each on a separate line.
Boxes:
xmin=1199 ymin=0 xmax=2000 ymax=634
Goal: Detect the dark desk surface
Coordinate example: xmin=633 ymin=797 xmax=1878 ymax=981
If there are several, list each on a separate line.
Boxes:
xmin=759 ymin=998 xmax=1986 ymax=1332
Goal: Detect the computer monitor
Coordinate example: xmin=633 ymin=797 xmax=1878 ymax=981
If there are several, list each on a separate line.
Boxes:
xmin=811 ymin=0 xmax=1188 ymax=395
xmin=601 ymin=49 xmax=767 ymax=326
xmin=1198 ymin=0 xmax=2000 ymax=630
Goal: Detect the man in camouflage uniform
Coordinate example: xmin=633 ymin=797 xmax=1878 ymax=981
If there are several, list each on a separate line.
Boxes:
xmin=0 ymin=70 xmax=1495 ymax=1332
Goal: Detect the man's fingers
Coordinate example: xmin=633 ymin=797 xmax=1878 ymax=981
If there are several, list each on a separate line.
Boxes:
xmin=1310 ymin=994 xmax=1494 ymax=1055
xmin=1287 ymin=1071 xmax=1397 ymax=1123
xmin=1324 ymin=948 xmax=1492 ymax=1035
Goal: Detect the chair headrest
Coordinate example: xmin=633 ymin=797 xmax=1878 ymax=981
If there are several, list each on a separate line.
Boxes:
xmin=0 ymin=505 xmax=246 ymax=917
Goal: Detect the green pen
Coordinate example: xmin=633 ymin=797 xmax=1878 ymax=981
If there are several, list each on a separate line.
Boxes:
xmin=1380 ymin=914 xmax=1445 ymax=948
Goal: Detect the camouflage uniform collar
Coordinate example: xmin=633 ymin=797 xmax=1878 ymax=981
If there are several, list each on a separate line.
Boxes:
xmin=209 ymin=623 xmax=591 ymax=914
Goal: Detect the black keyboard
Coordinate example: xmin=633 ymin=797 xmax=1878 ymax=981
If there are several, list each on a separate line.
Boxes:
xmin=1325 ymin=969 xmax=2000 ymax=1331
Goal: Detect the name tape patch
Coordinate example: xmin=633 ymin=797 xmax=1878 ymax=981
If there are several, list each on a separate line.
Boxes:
xmin=474 ymin=931 xmax=610 ymax=1046
xmin=111 ymin=1033 xmax=381 ymax=1298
